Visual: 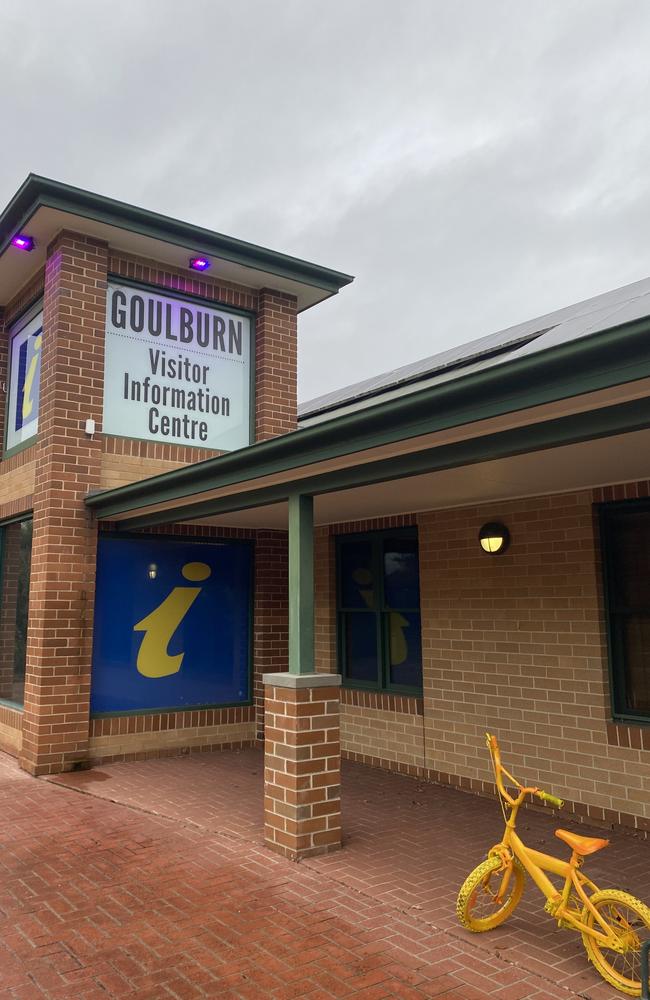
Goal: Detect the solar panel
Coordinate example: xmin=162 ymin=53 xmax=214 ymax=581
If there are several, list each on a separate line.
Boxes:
xmin=299 ymin=275 xmax=650 ymax=420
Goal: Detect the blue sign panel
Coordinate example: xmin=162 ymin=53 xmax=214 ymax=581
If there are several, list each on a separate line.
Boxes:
xmin=91 ymin=535 xmax=252 ymax=713
xmin=7 ymin=309 xmax=43 ymax=452
xmin=14 ymin=330 xmax=42 ymax=433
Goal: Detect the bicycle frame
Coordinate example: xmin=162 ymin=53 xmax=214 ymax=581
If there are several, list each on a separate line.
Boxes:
xmin=487 ymin=735 xmax=624 ymax=950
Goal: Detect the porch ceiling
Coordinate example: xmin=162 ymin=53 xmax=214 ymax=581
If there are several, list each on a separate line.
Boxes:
xmin=192 ymin=424 xmax=650 ymax=529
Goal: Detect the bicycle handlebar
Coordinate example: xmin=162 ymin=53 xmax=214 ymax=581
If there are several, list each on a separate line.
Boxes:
xmin=535 ymin=790 xmax=565 ymax=810
xmin=486 ymin=733 xmax=564 ymax=810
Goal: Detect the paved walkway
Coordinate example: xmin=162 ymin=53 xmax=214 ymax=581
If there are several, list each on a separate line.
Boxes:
xmin=0 ymin=749 xmax=647 ymax=999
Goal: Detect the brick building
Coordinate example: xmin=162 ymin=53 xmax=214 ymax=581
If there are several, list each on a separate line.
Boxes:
xmin=1 ymin=175 xmax=649 ymax=861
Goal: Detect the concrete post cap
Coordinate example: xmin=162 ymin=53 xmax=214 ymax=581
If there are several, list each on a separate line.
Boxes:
xmin=263 ymin=672 xmax=342 ymax=689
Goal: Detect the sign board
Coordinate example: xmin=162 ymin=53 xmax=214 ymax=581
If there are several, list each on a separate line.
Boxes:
xmin=6 ymin=307 xmax=43 ymax=453
xmin=91 ymin=535 xmax=252 ymax=713
xmin=103 ymin=282 xmax=252 ymax=450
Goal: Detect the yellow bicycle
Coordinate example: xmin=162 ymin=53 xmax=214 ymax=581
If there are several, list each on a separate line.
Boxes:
xmin=457 ymin=734 xmax=650 ymax=996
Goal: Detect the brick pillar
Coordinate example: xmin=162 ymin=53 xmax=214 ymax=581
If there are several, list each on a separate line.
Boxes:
xmin=255 ymin=289 xmax=297 ymax=441
xmin=253 ymin=530 xmax=289 ymax=739
xmin=20 ymin=232 xmax=108 ymax=776
xmin=263 ymin=673 xmax=341 ymax=860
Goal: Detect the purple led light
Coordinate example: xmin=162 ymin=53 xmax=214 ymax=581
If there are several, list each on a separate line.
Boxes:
xmin=189 ymin=256 xmax=210 ymax=271
xmin=11 ymin=233 xmax=34 ymax=252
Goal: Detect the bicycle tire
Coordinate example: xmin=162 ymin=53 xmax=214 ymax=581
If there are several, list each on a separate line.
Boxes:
xmin=581 ymin=888 xmax=650 ymax=996
xmin=457 ymin=855 xmax=525 ymax=932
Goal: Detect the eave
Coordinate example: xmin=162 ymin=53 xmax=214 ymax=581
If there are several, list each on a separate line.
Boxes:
xmin=85 ymin=315 xmax=650 ymax=525
xmin=0 ymin=174 xmax=354 ymax=311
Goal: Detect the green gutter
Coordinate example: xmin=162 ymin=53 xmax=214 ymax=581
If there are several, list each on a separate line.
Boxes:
xmin=0 ymin=174 xmax=354 ymax=296
xmin=123 ymin=397 xmax=650 ymax=529
xmin=86 ymin=315 xmax=650 ymax=521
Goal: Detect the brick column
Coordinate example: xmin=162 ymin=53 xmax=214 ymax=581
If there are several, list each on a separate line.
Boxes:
xmin=263 ymin=673 xmax=342 ymax=860
xmin=255 ymin=289 xmax=297 ymax=441
xmin=20 ymin=232 xmax=108 ymax=776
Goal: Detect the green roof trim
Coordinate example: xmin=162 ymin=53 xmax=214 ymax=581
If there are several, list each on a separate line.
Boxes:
xmin=86 ymin=314 xmax=650 ymax=522
xmin=0 ymin=174 xmax=354 ymax=295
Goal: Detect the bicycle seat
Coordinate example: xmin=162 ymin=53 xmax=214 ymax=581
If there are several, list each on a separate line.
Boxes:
xmin=555 ymin=829 xmax=609 ymax=856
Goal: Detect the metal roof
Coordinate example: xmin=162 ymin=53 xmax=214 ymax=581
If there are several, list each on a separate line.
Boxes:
xmin=299 ymin=275 xmax=650 ymax=422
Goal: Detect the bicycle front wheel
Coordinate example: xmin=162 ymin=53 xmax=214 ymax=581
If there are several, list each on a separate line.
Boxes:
xmin=457 ymin=855 xmax=525 ymax=932
xmin=581 ymin=889 xmax=650 ymax=996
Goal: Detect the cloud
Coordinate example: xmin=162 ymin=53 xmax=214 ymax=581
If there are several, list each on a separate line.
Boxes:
xmin=2 ymin=0 xmax=650 ymax=401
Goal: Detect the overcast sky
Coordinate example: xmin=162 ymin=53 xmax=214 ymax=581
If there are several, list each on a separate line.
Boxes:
xmin=2 ymin=1 xmax=650 ymax=403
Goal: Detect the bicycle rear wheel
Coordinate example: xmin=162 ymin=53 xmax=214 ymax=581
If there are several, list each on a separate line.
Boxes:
xmin=581 ymin=889 xmax=650 ymax=996
xmin=457 ymin=855 xmax=525 ymax=932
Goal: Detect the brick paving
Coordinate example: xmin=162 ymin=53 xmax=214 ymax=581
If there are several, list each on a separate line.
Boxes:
xmin=0 ymin=752 xmax=646 ymax=998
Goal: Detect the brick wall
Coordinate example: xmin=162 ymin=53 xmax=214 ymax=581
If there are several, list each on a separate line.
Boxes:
xmin=0 ymin=454 xmax=36 ymax=505
xmin=314 ymin=527 xmax=336 ymax=674
xmin=21 ymin=232 xmax=108 ymax=775
xmin=253 ymin=531 xmax=289 ymax=736
xmin=340 ymin=689 xmax=425 ymax=772
xmin=100 ymin=438 xmax=215 ymax=489
xmin=0 ymin=238 xmax=298 ymax=772
xmin=0 ymin=702 xmax=21 ymax=755
xmin=419 ymin=490 xmax=650 ymax=833
xmin=255 ymin=290 xmax=298 ymax=440
xmin=312 ymin=495 xmax=650 ymax=832
xmin=88 ymin=705 xmax=256 ymax=764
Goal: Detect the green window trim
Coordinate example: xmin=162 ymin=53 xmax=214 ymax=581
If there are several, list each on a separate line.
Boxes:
xmin=0 ymin=514 xmax=33 ymax=710
xmin=335 ymin=526 xmax=423 ymax=696
xmin=599 ymin=499 xmax=650 ymax=725
xmin=3 ymin=298 xmax=43 ymax=459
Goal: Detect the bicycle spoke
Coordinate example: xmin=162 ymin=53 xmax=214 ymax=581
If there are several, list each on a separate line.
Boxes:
xmin=595 ymin=902 xmax=650 ymax=986
xmin=469 ymin=874 xmax=514 ymax=920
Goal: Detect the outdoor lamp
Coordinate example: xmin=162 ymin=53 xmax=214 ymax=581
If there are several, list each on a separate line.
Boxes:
xmin=148 ymin=563 xmax=158 ymax=580
xmin=11 ymin=233 xmax=35 ymax=252
xmin=189 ymin=255 xmax=211 ymax=271
xmin=479 ymin=522 xmax=510 ymax=555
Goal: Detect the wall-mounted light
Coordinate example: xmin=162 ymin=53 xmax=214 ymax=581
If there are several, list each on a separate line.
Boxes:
xmin=11 ymin=233 xmax=35 ymax=252
xmin=148 ymin=563 xmax=158 ymax=580
xmin=189 ymin=255 xmax=211 ymax=272
xmin=479 ymin=522 xmax=510 ymax=555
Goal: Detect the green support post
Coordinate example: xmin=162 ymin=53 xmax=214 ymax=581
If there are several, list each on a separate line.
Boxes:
xmin=288 ymin=493 xmax=314 ymax=675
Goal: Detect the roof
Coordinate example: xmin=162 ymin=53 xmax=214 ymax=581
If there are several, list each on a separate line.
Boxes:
xmin=299 ymin=274 xmax=650 ymax=422
xmin=0 ymin=174 xmax=354 ymax=311
xmin=87 ymin=305 xmax=650 ymax=526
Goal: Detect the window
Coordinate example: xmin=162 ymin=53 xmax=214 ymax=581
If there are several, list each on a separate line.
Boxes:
xmin=5 ymin=302 xmax=43 ymax=455
xmin=0 ymin=518 xmax=33 ymax=707
xmin=91 ymin=534 xmax=253 ymax=714
xmin=336 ymin=528 xmax=422 ymax=693
xmin=600 ymin=501 xmax=650 ymax=722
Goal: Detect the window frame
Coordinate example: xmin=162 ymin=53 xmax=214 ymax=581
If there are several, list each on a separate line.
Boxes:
xmin=90 ymin=530 xmax=255 ymax=718
xmin=0 ymin=513 xmax=34 ymax=710
xmin=599 ymin=499 xmax=650 ymax=725
xmin=3 ymin=299 xmax=43 ymax=460
xmin=335 ymin=526 xmax=422 ymax=695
